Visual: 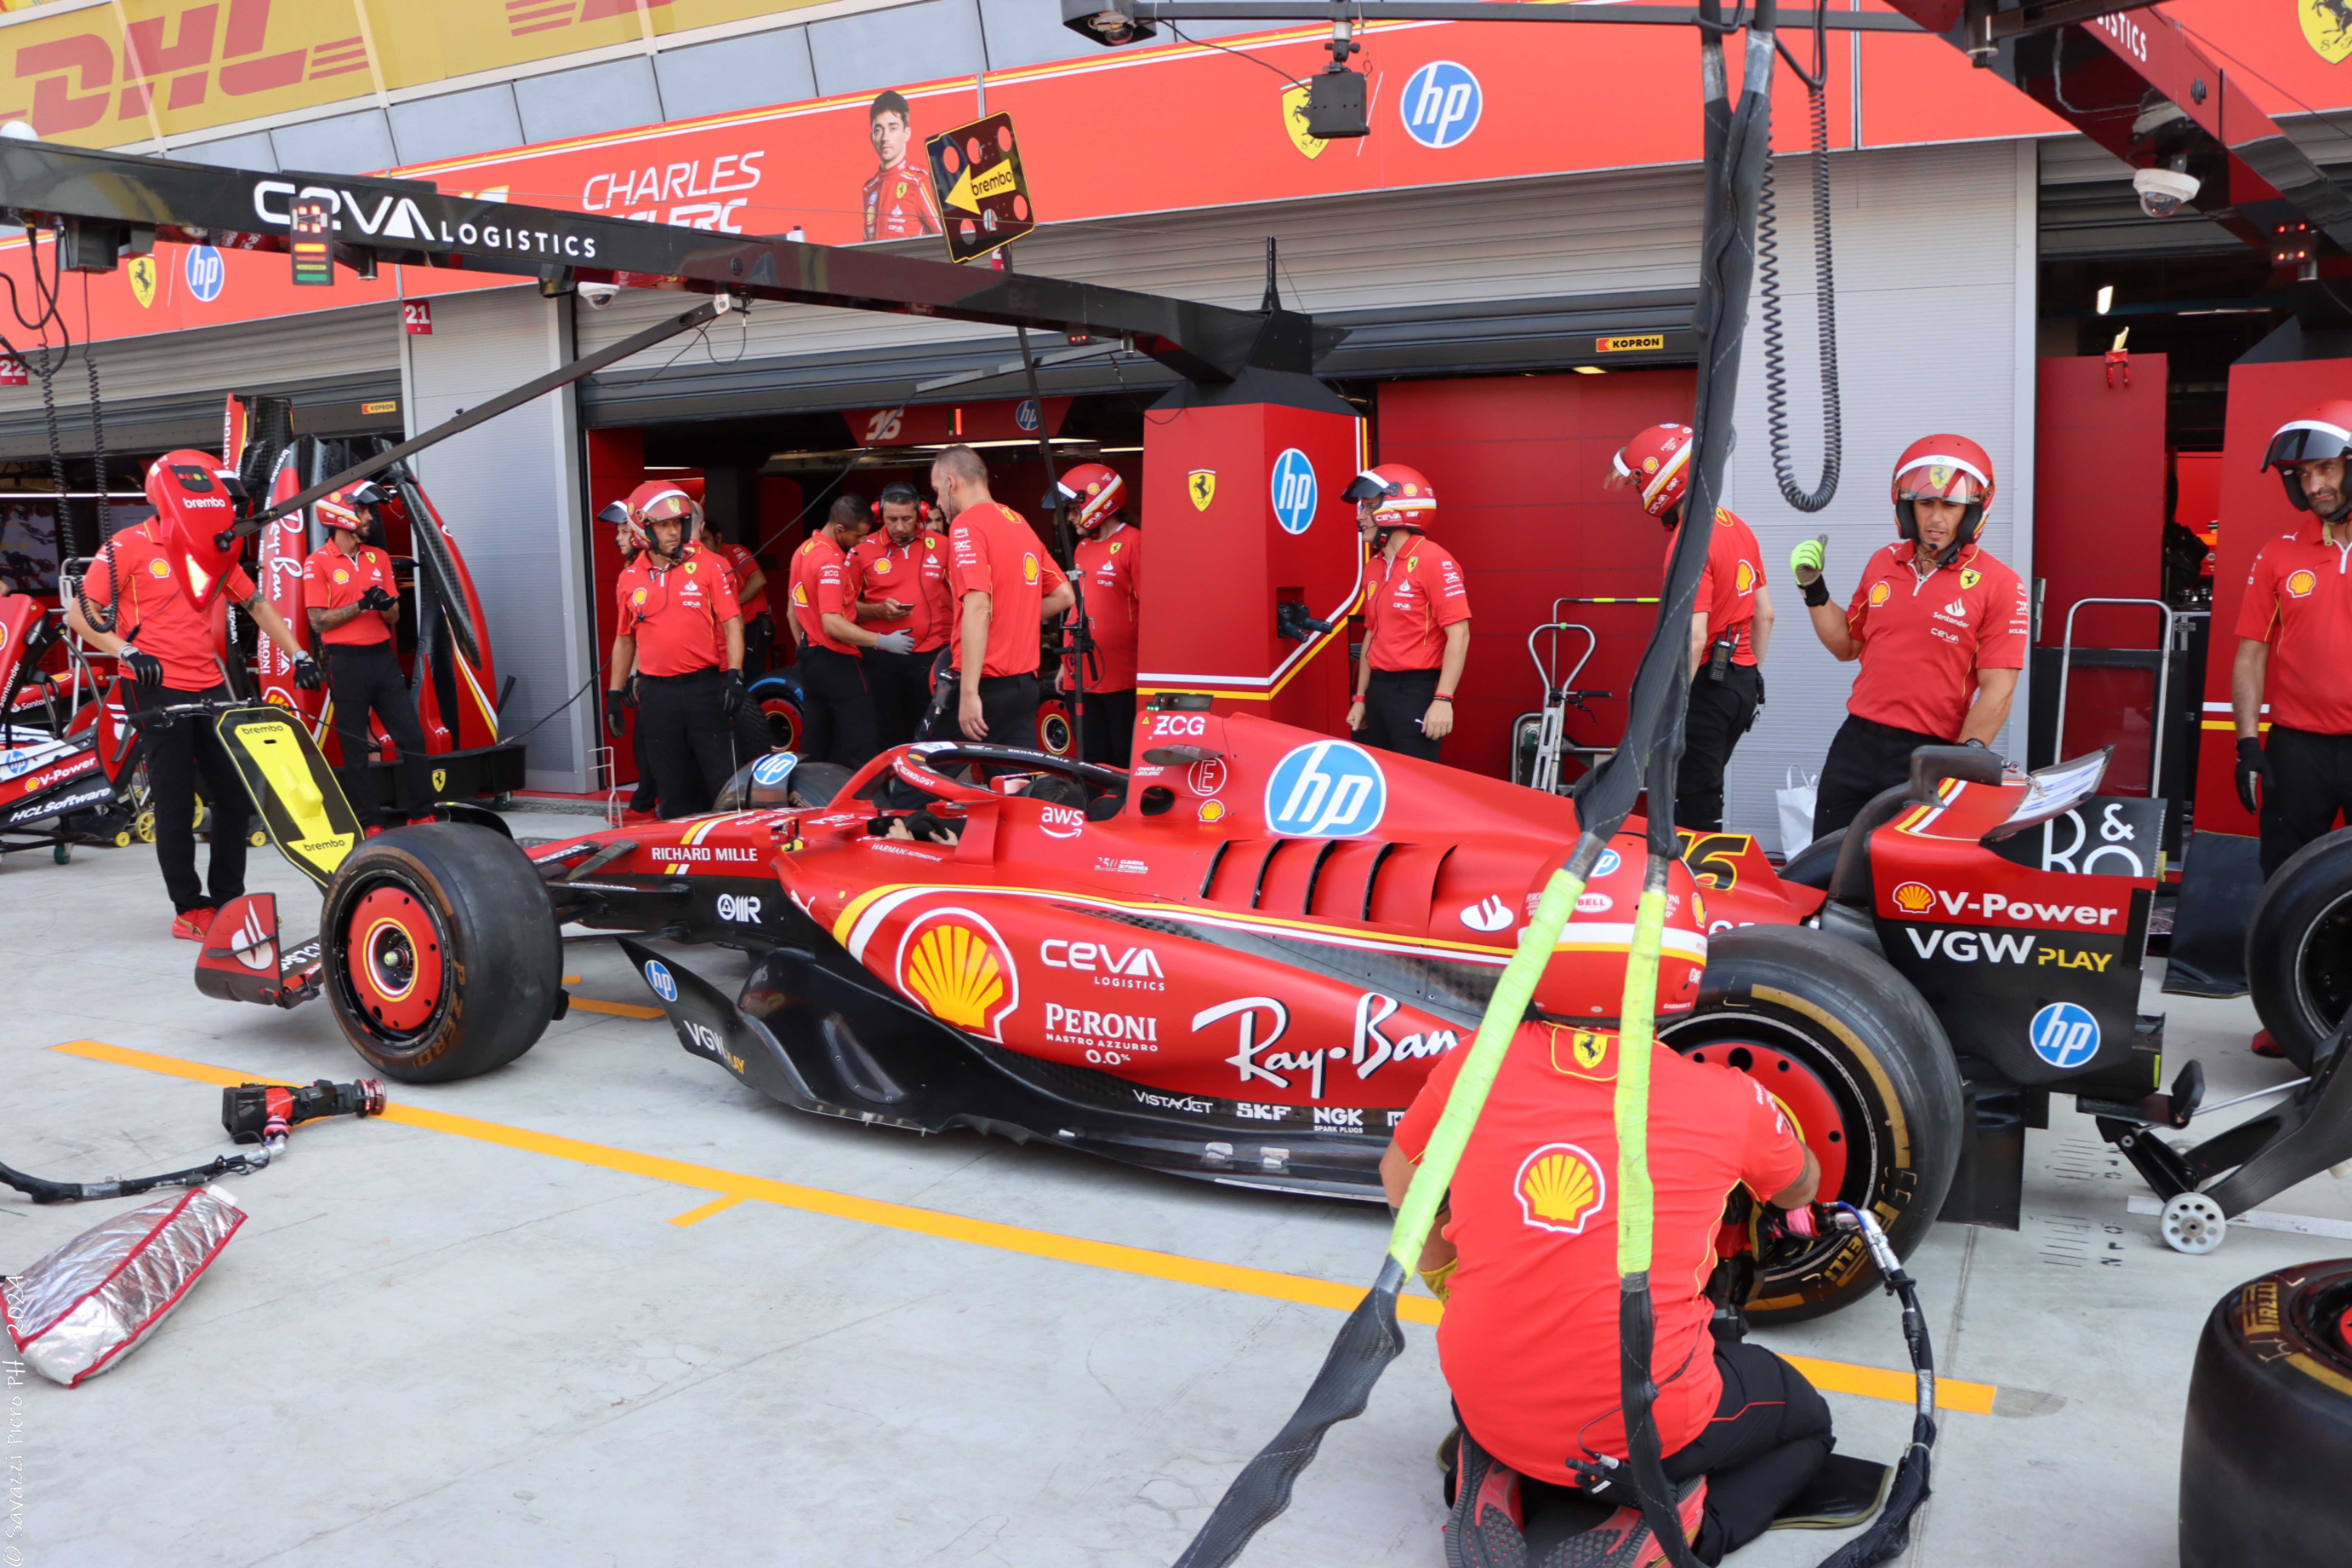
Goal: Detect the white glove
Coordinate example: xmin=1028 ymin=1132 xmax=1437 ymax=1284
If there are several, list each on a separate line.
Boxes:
xmin=874 ymin=630 xmax=916 ymax=656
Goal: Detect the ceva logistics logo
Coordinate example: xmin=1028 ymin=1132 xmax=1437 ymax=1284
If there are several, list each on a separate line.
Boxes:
xmin=1271 ymin=448 xmax=1317 ymax=534
xmin=1400 ymin=62 xmax=1482 ymax=149
xmin=1265 ymin=740 xmax=1386 ymax=838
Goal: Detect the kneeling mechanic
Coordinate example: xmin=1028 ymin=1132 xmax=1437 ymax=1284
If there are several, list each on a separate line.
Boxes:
xmin=303 ymin=481 xmax=431 ymax=835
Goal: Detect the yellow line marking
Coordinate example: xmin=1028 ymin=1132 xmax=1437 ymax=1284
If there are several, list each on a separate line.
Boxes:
xmin=667 ymin=1195 xmax=745 ymax=1227
xmin=562 ymin=974 xmax=582 ymax=983
xmin=568 ymin=996 xmax=664 ymax=1020
xmin=49 ymin=1040 xmax=2000 ymax=1413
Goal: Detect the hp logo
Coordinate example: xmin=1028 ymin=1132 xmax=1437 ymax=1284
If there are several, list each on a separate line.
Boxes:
xmin=751 ymin=753 xmax=797 ymax=787
xmin=1271 ymin=449 xmax=1318 ymax=534
xmin=1265 ymin=741 xmax=1386 ymax=838
xmin=1593 ymin=848 xmax=1622 ymax=878
xmin=2028 ymin=1001 xmax=2100 ymax=1069
xmin=185 ymin=245 xmax=225 ymax=303
xmin=1401 ymin=62 xmax=1482 ymax=149
xmin=1016 ymin=398 xmax=1040 ymax=432
xmin=644 ymin=959 xmax=678 ymax=1004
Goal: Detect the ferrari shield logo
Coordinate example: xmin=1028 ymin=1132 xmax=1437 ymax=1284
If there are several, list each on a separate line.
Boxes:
xmin=1280 ymin=83 xmax=1327 ymax=160
xmin=128 ymin=254 xmax=157 ymax=309
xmin=431 ymin=768 xmax=447 ymax=793
xmin=1959 ymin=569 xmax=1981 ymax=590
xmin=1188 ymin=470 xmax=1217 ymax=510
xmin=2305 ymin=0 xmax=2352 ymax=64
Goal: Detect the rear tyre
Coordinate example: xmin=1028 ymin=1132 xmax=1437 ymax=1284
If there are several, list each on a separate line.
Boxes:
xmin=789 ymin=761 xmax=852 ymax=807
xmin=2247 ymin=827 xmax=2352 ymax=1071
xmin=1662 ymin=924 xmax=1965 ymax=1323
xmin=320 ymin=821 xmax=560 ymax=1083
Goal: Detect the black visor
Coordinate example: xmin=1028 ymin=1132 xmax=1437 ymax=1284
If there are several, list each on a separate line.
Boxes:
xmin=345 ymin=480 xmax=389 ymax=507
xmin=2264 ymin=421 xmax=2352 ymax=472
xmin=596 ymin=500 xmax=632 ymax=527
xmin=1340 ymin=473 xmax=1392 ymax=504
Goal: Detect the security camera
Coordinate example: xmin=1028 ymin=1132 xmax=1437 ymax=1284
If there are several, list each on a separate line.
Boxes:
xmin=2134 ymin=166 xmax=2201 ymax=219
xmin=1061 ymin=0 xmax=1156 ymax=46
xmin=579 ymin=280 xmax=619 ymax=310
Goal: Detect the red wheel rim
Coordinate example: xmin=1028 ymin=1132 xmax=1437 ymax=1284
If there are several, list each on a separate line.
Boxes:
xmin=761 ymin=697 xmax=802 ymax=753
xmin=1680 ymin=1039 xmax=1851 ymax=1197
xmin=345 ymin=885 xmax=444 ymax=1033
xmin=1038 ymin=705 xmax=1073 ymax=757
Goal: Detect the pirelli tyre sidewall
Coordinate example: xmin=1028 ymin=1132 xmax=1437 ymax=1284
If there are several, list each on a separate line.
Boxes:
xmin=1662 ymin=924 xmax=1965 ymax=1323
xmin=321 ymin=822 xmax=560 ymax=1083
xmin=2179 ymin=1260 xmax=2352 ymax=1568
xmin=2247 ymin=826 xmax=2352 ymax=1072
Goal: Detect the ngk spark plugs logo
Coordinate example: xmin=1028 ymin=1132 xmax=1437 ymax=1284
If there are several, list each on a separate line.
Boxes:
xmin=1265 ymin=741 xmax=1385 ymax=838
xmin=1400 ymin=62 xmax=1482 ymax=149
xmin=897 ymin=908 xmax=1019 ymax=1040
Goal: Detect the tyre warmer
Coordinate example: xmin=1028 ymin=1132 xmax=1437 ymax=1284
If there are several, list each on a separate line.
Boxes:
xmin=1 ymin=1185 xmax=244 ymax=1386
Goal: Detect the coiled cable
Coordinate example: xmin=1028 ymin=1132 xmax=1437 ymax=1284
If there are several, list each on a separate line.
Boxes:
xmin=1757 ymin=46 xmax=1841 ymax=513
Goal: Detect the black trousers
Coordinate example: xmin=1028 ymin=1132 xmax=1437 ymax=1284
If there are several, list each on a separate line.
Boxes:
xmin=323 ymin=642 xmax=430 ymax=830
xmin=799 ymin=644 xmax=878 ymax=769
xmin=1360 ymin=666 xmax=1442 ymax=762
xmin=865 ymin=645 xmax=935 ymax=750
xmin=1676 ymin=663 xmax=1762 ymax=833
xmin=741 ymin=612 xmax=775 ymax=677
xmin=135 ymin=683 xmax=249 ymax=914
xmin=1812 ymin=713 xmax=1948 ymax=841
xmin=2258 ymin=725 xmax=2352 ymax=878
xmin=969 ymin=671 xmax=1041 ymax=748
xmin=1074 ymin=687 xmax=1135 ymax=768
xmin=636 ymin=668 xmax=737 ymax=819
xmin=1661 ymin=1343 xmax=1835 ymax=1564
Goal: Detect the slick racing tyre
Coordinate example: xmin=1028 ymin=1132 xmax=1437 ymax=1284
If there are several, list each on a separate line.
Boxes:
xmin=2178 ymin=1260 xmax=2352 ymax=1568
xmin=320 ymin=822 xmax=560 ymax=1083
xmin=2247 ymin=827 xmax=2352 ymax=1071
xmin=1661 ymin=924 xmax=1965 ymax=1323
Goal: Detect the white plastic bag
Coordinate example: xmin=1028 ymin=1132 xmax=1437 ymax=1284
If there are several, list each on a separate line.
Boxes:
xmin=1777 ymin=767 xmax=1819 ymax=860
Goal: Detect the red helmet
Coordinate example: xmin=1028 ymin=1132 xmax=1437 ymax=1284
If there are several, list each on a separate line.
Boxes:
xmin=316 ymin=479 xmax=387 ymax=534
xmin=1047 ymin=463 xmax=1126 ymax=536
xmin=1892 ymin=435 xmax=1994 ymax=558
xmin=1530 ymin=835 xmax=1709 ymax=1020
xmin=1343 ymin=464 xmax=1436 ymax=531
xmin=1609 ymin=423 xmax=1695 ymax=518
xmin=2262 ymin=400 xmax=2352 ymax=519
xmin=596 ymin=481 xmax=700 ymax=555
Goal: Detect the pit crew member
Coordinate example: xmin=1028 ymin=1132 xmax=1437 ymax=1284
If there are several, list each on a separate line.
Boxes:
xmin=790 ymin=493 xmax=908 ymax=767
xmin=1382 ymin=1019 xmax=1827 ymax=1565
xmin=863 ymin=90 xmax=942 ymax=242
xmin=1790 ymin=436 xmax=2027 ymax=840
xmin=2234 ymin=400 xmax=2352 ymax=879
xmin=1346 ymin=465 xmax=1470 ymax=762
xmin=1608 ymin=423 xmax=1775 ymax=832
xmin=602 ymin=482 xmax=744 ymax=818
xmin=1050 ymin=464 xmax=1143 ymax=767
xmin=934 ymin=445 xmax=1075 ymax=744
xmin=301 ymin=481 xmax=430 ymax=835
xmin=853 ymin=482 xmax=945 ymax=747
xmin=710 ymin=526 xmax=772 ymax=677
xmin=66 ymin=458 xmax=322 ymax=939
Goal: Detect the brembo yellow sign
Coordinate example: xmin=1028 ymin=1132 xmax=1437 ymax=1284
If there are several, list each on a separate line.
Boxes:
xmin=0 ymin=0 xmax=815 ymax=149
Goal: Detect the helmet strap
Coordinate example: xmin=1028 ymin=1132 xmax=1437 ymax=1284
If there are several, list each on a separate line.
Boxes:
xmin=1656 ymin=500 xmax=1682 ymax=530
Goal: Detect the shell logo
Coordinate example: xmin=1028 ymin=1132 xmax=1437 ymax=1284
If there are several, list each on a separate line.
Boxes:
xmin=631 ymin=588 xmax=647 ymax=607
xmin=873 ymin=558 xmax=892 ymax=575
xmin=1198 ymin=799 xmax=1226 ymax=823
xmin=1641 ymin=455 xmax=1660 ymax=474
xmin=1691 ymin=891 xmax=1707 ymax=926
xmin=1867 ymin=581 xmax=1890 ymax=608
xmin=895 ymin=908 xmax=1020 ymax=1041
xmin=791 ymin=582 xmax=808 ymax=606
xmin=1023 ymin=553 xmax=1040 ymax=586
xmin=1734 ymin=560 xmax=1756 ymax=594
xmin=149 ymin=558 xmax=172 ymax=579
xmin=1891 ymin=881 xmax=1935 ymax=914
xmin=332 ymin=569 xmax=349 ymax=585
xmin=2286 ymin=569 xmax=2319 ymax=599
xmin=1515 ymin=1142 xmax=1608 ymax=1235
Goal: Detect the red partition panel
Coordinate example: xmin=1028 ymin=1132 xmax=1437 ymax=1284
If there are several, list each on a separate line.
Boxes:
xmin=2035 ymin=354 xmax=2166 ymax=650
xmin=584 ymin=426 xmax=645 ymax=785
xmin=1372 ymin=370 xmax=1699 ymax=780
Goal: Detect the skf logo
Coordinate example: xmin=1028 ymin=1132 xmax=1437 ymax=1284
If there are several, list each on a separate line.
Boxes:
xmin=1891 ymin=881 xmax=1935 ymax=915
xmin=1734 ymin=560 xmax=1756 ymax=594
xmin=2286 ymin=568 xmax=2319 ymax=599
xmin=1867 ymin=581 xmax=1890 ymax=608
xmin=1023 ymin=553 xmax=1040 ymax=586
xmin=897 ymin=908 xmax=1019 ymax=1040
xmin=1515 ymin=1142 xmax=1607 ymax=1235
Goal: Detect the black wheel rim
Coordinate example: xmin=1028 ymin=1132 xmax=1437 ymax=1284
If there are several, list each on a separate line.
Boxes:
xmin=2293 ymin=891 xmax=2352 ymax=1045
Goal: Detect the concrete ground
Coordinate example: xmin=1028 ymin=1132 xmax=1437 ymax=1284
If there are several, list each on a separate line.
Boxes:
xmin=3 ymin=823 xmax=2346 ymax=1568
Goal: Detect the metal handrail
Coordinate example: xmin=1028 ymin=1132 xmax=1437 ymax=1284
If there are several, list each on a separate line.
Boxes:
xmin=2055 ymin=596 xmax=2175 ymax=796
xmin=1526 ymin=613 xmax=1600 ymax=795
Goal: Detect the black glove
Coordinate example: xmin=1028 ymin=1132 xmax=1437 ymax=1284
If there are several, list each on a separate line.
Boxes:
xmin=357 ymin=586 xmax=395 ymax=612
xmin=2237 ymin=735 xmax=2272 ymax=815
xmin=605 ymin=689 xmax=630 ymax=738
xmin=116 ymin=645 xmax=164 ymax=688
xmin=720 ymin=669 xmax=746 ymax=718
xmin=293 ymin=656 xmax=325 ymax=691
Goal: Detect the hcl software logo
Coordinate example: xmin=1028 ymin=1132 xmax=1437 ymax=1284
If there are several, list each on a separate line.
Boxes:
xmin=1265 ymin=741 xmax=1387 ymax=838
xmin=1401 ymin=62 xmax=1482 ymax=149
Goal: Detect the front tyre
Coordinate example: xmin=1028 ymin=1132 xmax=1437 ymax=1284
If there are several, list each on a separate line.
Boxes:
xmin=1662 ymin=925 xmax=1965 ymax=1323
xmin=2247 ymin=827 xmax=2352 ymax=1071
xmin=320 ymin=821 xmax=559 ymax=1083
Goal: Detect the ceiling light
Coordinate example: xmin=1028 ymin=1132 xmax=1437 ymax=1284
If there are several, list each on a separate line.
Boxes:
xmin=1573 ymin=366 xmax=1607 ymax=375
xmin=2096 ymin=286 xmax=2114 ymax=315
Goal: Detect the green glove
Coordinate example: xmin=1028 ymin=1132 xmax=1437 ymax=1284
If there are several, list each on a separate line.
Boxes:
xmin=1789 ymin=535 xmax=1827 ymax=585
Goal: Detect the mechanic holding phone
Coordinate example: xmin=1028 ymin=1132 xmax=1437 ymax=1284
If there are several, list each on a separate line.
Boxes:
xmin=788 ymin=492 xmax=903 ymax=768
xmin=301 ymin=481 xmax=431 ymax=837
xmin=602 ymin=482 xmax=745 ymax=818
xmin=1346 ymin=464 xmax=1471 ymax=762
xmin=932 ymin=445 xmax=1075 ymax=746
xmin=66 ymin=456 xmax=322 ymax=941
xmin=1789 ymin=436 xmax=2028 ymax=841
xmin=852 ymin=482 xmax=943 ymax=748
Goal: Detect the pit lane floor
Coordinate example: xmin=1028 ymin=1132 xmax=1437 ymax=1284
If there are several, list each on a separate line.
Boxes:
xmin=3 ymin=832 xmax=2342 ymax=1568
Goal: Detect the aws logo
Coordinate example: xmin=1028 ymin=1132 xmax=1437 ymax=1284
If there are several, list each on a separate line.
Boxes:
xmin=1516 ymin=1142 xmax=1608 ymax=1235
xmin=2286 ymin=568 xmax=2319 ymax=599
xmin=896 ymin=908 xmax=1020 ymax=1040
xmin=1891 ymin=881 xmax=1935 ymax=914
xmin=1867 ymin=581 xmax=1890 ymax=608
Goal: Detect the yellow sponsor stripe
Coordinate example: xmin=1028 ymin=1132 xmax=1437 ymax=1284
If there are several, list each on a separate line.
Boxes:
xmin=568 ymin=996 xmax=665 ymax=1020
xmin=48 ymin=1040 xmax=2000 ymax=1412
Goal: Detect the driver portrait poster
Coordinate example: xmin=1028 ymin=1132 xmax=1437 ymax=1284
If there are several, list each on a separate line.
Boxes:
xmin=864 ymin=90 xmax=943 ymax=241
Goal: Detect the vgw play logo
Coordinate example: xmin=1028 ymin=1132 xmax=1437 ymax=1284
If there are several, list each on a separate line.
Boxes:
xmin=1400 ymin=62 xmax=1482 ymax=149
xmin=1265 ymin=741 xmax=1386 ymax=838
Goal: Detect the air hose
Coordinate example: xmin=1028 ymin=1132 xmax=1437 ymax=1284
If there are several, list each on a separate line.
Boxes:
xmin=1756 ymin=4 xmax=1841 ymax=514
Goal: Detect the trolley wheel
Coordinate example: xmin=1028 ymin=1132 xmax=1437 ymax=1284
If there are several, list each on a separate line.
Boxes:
xmin=2163 ymin=1192 xmax=2228 ymax=1255
xmin=52 ymin=843 xmax=69 ymax=865
xmin=320 ymin=822 xmax=560 ymax=1083
xmin=2248 ymin=827 xmax=2352 ymax=1071
xmin=133 ymin=809 xmax=155 ymax=843
xmin=248 ymin=828 xmax=268 ymax=849
xmin=1663 ymin=924 xmax=1966 ymax=1323
xmin=109 ymin=829 xmax=131 ymax=849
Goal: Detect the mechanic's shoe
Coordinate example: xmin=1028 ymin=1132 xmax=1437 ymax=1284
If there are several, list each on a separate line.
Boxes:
xmin=2252 ymin=1029 xmax=2283 ymax=1059
xmin=171 ymin=907 xmax=217 ymax=942
xmin=622 ymin=808 xmax=661 ymax=827
xmin=1443 ymin=1426 xmax=1525 ymax=1568
xmin=1540 ymin=1477 xmax=1706 ymax=1568
xmin=364 ymin=825 xmax=386 ymax=840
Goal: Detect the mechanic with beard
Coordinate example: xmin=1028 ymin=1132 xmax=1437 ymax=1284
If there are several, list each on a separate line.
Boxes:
xmin=1790 ymin=436 xmax=2028 ymax=840
xmin=1346 ymin=465 xmax=1470 ymax=762
xmin=66 ymin=456 xmax=323 ymax=940
xmin=1049 ymin=464 xmax=1143 ymax=767
xmin=934 ymin=445 xmax=1076 ymax=745
xmin=853 ymin=482 xmax=945 ymax=746
xmin=2232 ymin=400 xmax=2352 ymax=882
xmin=301 ymin=481 xmax=430 ymax=836
xmin=603 ymin=482 xmax=744 ymax=818
xmin=789 ymin=493 xmax=909 ymax=767
xmin=1608 ymin=423 xmax=1774 ymax=832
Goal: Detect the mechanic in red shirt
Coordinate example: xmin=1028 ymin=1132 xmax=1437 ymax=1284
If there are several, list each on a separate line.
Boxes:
xmin=710 ymin=528 xmax=772 ymax=676
xmin=1791 ymin=436 xmax=2027 ymax=840
xmin=301 ymin=481 xmax=430 ymax=835
xmin=935 ymin=445 xmax=1075 ymax=745
xmin=1609 ymin=423 xmax=1776 ymax=832
xmin=1383 ymin=1003 xmax=1824 ymax=1563
xmin=2232 ymin=401 xmax=2352 ymax=878
xmin=602 ymin=482 xmax=745 ymax=818
xmin=1345 ymin=464 xmax=1470 ymax=762
xmin=789 ymin=492 xmax=909 ymax=767
xmin=1048 ymin=463 xmax=1143 ymax=767
xmin=863 ymin=91 xmax=942 ymax=242
xmin=65 ymin=455 xmax=322 ymax=939
xmin=853 ymin=482 xmax=940 ymax=747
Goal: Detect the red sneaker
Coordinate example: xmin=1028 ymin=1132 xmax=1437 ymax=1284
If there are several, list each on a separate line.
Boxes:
xmin=2252 ymin=1030 xmax=2284 ymax=1060
xmin=1444 ymin=1427 xmax=1524 ymax=1568
xmin=171 ymin=907 xmax=217 ymax=942
xmin=364 ymin=825 xmax=385 ymax=839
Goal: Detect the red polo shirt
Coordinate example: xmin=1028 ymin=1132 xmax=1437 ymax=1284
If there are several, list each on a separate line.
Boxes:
xmin=852 ymin=534 xmax=923 ymax=638
xmin=2236 ymin=523 xmax=2352 ymax=734
xmin=80 ymin=520 xmax=252 ymax=691
xmin=790 ymin=532 xmax=861 ymax=657
xmin=1364 ymin=534 xmax=1470 ymax=672
xmin=713 ymin=540 xmax=768 ymax=619
xmin=1393 ymin=1024 xmax=1803 ymax=1482
xmin=300 ymin=538 xmax=395 ymax=648
xmin=1668 ymin=506 xmax=1766 ymax=666
xmin=949 ymin=500 xmax=1051 ymax=678
xmin=616 ymin=544 xmax=739 ymax=677
xmin=1064 ymin=526 xmax=1144 ymax=692
xmin=1842 ymin=540 xmax=2027 ymax=739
